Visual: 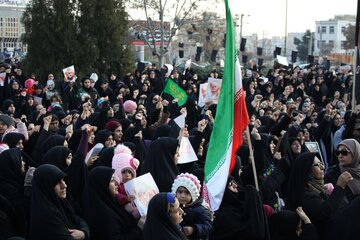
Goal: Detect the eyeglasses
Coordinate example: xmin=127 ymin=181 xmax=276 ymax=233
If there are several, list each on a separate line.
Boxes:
xmin=335 ymin=149 xmax=350 ymax=157
xmin=313 ymin=162 xmax=324 ymax=168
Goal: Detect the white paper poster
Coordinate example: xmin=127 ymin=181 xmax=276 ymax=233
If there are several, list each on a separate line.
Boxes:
xmin=174 ymin=114 xmax=185 ymax=128
xmin=33 ymin=96 xmax=43 ymax=104
xmin=183 ymin=59 xmax=192 ymax=74
xmin=85 ymin=143 xmax=104 ymax=164
xmin=124 ymin=173 xmax=159 ymax=217
xmin=276 ymin=55 xmax=289 ymax=66
xmin=178 ymin=137 xmax=198 ymax=164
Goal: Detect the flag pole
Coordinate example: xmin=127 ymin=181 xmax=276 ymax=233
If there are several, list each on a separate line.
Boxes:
xmin=245 ymin=125 xmax=259 ymax=191
xmin=352 ymin=46 xmax=357 ymax=112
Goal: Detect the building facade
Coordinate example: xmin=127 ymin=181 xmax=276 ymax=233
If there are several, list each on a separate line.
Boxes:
xmin=314 ymin=15 xmax=355 ymax=56
xmin=0 ymin=3 xmax=27 ymax=58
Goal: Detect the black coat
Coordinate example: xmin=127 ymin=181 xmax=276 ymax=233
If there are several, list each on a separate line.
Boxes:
xmin=210 ymin=184 xmax=268 ymax=240
xmin=0 ymin=148 xmax=27 ymax=237
xmin=180 ymin=199 xmax=212 ymax=239
xmin=82 ymin=166 xmax=141 ymax=240
xmin=30 ymin=164 xmax=90 ymax=240
xmin=140 ymin=137 xmax=179 ymax=192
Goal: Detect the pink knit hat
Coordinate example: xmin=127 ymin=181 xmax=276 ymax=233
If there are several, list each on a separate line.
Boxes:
xmin=123 ymin=100 xmax=137 ymax=113
xmin=0 ymin=143 xmax=9 ymax=154
xmin=171 ymin=173 xmax=201 ymax=203
xmin=112 ymin=144 xmax=139 ymax=183
xmin=24 ymin=78 xmax=35 ymax=89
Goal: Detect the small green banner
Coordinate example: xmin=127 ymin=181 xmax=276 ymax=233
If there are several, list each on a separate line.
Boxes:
xmin=163 ymin=78 xmax=188 ymax=106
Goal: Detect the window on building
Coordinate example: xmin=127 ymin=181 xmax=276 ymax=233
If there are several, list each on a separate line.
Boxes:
xmin=317 ymin=26 xmax=320 ymax=34
xmin=329 ymin=26 xmax=334 ymax=34
xmin=341 ymin=41 xmax=347 ymax=48
xmin=321 ymin=26 xmax=326 ymax=33
xmin=342 ymin=26 xmax=346 ymax=34
xmin=328 ymin=40 xmax=334 ymax=47
xmin=317 ymin=40 xmax=320 ymax=47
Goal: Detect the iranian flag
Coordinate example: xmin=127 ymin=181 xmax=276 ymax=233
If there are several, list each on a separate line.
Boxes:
xmin=202 ymin=0 xmax=249 ymax=211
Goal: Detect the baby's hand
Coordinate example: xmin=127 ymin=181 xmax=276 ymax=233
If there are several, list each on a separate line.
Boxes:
xmin=127 ymin=195 xmax=135 ymax=202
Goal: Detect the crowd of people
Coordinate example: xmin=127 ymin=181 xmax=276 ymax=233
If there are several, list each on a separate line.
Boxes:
xmin=0 ymin=60 xmax=360 ymax=240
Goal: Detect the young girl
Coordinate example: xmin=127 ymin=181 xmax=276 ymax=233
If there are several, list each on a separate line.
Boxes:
xmin=171 ymin=173 xmax=212 ymax=239
xmin=112 ymin=144 xmax=140 ymax=219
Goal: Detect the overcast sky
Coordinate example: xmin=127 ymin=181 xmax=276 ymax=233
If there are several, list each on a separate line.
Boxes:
xmin=128 ymin=0 xmax=358 ymax=38
xmin=206 ymin=0 xmax=358 ymax=37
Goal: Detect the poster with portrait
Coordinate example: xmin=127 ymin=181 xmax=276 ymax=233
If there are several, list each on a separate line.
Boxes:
xmin=198 ymin=83 xmax=208 ymax=107
xmin=124 ymin=173 xmax=159 ymax=217
xmin=62 ymin=65 xmax=76 ymax=81
xmin=205 ymin=78 xmax=222 ymax=104
xmin=0 ymin=72 xmax=6 ymax=86
xmin=305 ymin=142 xmax=324 ymax=164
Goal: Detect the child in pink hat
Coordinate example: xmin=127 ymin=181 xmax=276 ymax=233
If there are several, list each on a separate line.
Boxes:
xmin=112 ymin=144 xmax=140 ymax=219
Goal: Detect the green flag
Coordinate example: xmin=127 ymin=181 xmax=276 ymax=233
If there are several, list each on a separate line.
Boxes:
xmin=163 ymin=78 xmax=188 ymax=106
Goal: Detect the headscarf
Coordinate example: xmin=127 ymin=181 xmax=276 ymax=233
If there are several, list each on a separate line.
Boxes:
xmin=42 ymin=146 xmax=72 ymax=171
xmin=82 ymin=166 xmax=139 ymax=240
xmin=141 ymin=137 xmax=179 ymax=192
xmin=210 ymin=179 xmax=267 ymax=240
xmin=40 ymin=134 xmax=66 ymax=159
xmin=30 ymin=164 xmax=88 ymax=240
xmin=338 ymin=138 xmax=360 ymax=195
xmin=2 ymin=132 xmax=24 ymax=148
xmin=143 ymin=192 xmax=186 ymax=240
xmin=94 ymin=129 xmax=113 ymax=146
xmin=96 ymin=147 xmax=115 ymax=167
xmin=269 ymin=210 xmax=300 ymax=240
xmin=0 ymin=148 xmax=24 ymax=202
xmin=286 ymin=152 xmax=318 ymax=211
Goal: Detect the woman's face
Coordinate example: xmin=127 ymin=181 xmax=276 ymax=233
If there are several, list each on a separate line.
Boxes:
xmin=337 ymin=145 xmax=353 ymax=166
xmin=109 ymin=174 xmax=118 ymax=196
xmin=333 ymin=114 xmax=341 ymax=127
xmin=107 ymin=107 xmax=114 ymax=118
xmin=310 ymin=112 xmax=318 ymax=122
xmin=270 ymin=141 xmax=276 ymax=154
xmin=83 ymin=79 xmax=91 ymax=88
xmin=54 ymin=179 xmax=67 ymax=199
xmin=7 ymin=104 xmax=15 ymax=114
xmin=105 ymin=135 xmax=115 ymax=148
xmin=290 ymin=140 xmax=301 ymax=155
xmin=12 ymin=82 xmax=19 ymax=90
xmin=66 ymin=153 xmax=72 ymax=166
xmin=114 ymin=126 xmax=123 ymax=141
xmin=169 ymin=198 xmax=183 ymax=225
xmin=312 ymin=156 xmax=325 ymax=180
xmin=228 ymin=179 xmax=238 ymax=193
xmin=27 ymin=97 xmax=34 ymax=106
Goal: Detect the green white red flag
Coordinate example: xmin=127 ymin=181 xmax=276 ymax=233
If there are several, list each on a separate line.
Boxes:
xmin=202 ymin=0 xmax=249 ymax=211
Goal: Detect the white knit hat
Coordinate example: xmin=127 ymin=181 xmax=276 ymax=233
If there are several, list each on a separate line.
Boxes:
xmin=171 ymin=173 xmax=201 ymax=203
